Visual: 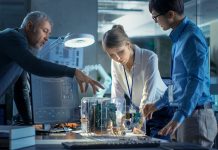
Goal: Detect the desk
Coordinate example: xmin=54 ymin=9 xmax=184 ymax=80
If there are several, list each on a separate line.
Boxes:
xmin=21 ymin=132 xmax=162 ymax=150
xmin=20 ymin=131 xmax=217 ymax=150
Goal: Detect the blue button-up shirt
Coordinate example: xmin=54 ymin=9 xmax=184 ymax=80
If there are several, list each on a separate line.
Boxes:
xmin=155 ymin=17 xmax=212 ymax=123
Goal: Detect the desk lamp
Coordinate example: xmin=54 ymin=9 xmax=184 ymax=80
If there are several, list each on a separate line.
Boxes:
xmin=64 ymin=33 xmax=111 ymax=97
xmin=64 ymin=33 xmax=95 ymax=48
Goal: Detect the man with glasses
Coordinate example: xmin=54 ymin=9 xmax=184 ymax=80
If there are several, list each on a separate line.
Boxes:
xmin=152 ymin=13 xmax=164 ymax=22
xmin=143 ymin=0 xmax=217 ymax=148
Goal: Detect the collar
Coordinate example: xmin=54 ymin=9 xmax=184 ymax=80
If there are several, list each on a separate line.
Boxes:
xmin=133 ymin=44 xmax=141 ymax=65
xmin=169 ymin=16 xmax=189 ymax=43
xmin=17 ymin=28 xmax=27 ymax=37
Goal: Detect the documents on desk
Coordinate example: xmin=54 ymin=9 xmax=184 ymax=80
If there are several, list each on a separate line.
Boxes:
xmin=0 ymin=125 xmax=35 ymax=149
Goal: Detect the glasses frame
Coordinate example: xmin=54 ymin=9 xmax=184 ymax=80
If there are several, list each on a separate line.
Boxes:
xmin=152 ymin=13 xmax=164 ymax=22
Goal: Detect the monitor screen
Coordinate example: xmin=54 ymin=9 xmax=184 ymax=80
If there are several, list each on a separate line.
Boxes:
xmin=31 ymin=76 xmax=80 ymax=124
xmin=30 ymin=38 xmax=82 ymax=124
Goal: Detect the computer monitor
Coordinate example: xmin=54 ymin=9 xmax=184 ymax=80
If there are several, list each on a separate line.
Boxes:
xmin=30 ymin=38 xmax=83 ymax=125
xmin=31 ymin=76 xmax=80 ymax=124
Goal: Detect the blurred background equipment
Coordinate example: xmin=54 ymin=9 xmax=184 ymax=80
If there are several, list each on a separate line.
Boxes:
xmin=82 ymin=64 xmax=111 ymax=98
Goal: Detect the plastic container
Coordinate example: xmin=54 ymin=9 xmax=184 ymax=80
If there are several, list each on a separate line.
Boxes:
xmin=80 ymin=97 xmax=126 ymax=135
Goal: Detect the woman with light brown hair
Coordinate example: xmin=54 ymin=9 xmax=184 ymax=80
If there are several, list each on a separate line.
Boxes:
xmin=102 ymin=24 xmax=173 ymax=140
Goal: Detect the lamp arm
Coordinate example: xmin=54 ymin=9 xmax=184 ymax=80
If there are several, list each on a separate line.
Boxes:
xmin=38 ymin=33 xmax=70 ymax=58
xmin=38 ymin=37 xmax=64 ymax=58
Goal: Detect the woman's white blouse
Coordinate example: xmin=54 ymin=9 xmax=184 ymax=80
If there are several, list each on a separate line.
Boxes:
xmin=111 ymin=45 xmax=167 ymax=109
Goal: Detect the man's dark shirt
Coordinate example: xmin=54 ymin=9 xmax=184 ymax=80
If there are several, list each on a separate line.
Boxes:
xmin=0 ymin=28 xmax=76 ymax=96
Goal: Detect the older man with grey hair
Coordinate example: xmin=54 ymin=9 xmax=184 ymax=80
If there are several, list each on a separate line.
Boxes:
xmin=0 ymin=11 xmax=103 ymax=124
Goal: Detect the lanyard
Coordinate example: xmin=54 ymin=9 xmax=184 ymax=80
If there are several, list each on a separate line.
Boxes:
xmin=123 ymin=65 xmax=138 ymax=111
xmin=123 ymin=66 xmax=134 ymax=102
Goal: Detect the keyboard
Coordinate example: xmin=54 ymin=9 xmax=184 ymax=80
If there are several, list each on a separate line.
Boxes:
xmin=62 ymin=137 xmax=160 ymax=149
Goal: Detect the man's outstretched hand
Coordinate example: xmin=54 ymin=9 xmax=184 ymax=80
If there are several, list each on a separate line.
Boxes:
xmin=142 ymin=104 xmax=181 ymax=136
xmin=75 ymin=69 xmax=104 ymax=94
xmin=158 ymin=120 xmax=181 ymax=136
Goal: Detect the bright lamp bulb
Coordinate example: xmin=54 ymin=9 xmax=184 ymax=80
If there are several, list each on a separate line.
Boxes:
xmin=64 ymin=34 xmax=95 ymax=48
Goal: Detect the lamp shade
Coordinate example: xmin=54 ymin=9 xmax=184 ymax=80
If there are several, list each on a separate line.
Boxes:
xmin=64 ymin=33 xmax=95 ymax=48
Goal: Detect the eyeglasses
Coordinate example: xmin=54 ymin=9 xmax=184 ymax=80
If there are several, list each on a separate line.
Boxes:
xmin=152 ymin=14 xmax=163 ymax=22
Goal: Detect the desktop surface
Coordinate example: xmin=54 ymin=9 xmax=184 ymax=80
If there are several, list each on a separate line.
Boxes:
xmin=62 ymin=135 xmax=160 ymax=149
xmin=19 ymin=131 xmax=216 ymax=150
